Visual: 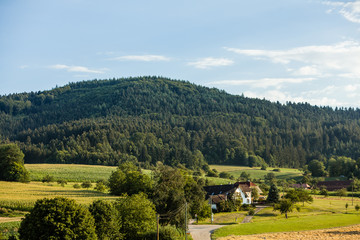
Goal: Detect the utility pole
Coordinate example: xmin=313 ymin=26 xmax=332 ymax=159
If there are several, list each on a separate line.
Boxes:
xmin=210 ymin=197 xmax=213 ymax=224
xmin=156 ymin=214 xmax=160 ymax=240
xmin=185 ymin=202 xmax=188 ymax=240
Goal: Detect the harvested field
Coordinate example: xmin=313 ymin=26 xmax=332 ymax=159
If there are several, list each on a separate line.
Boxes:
xmin=218 ymin=224 xmax=360 ymax=240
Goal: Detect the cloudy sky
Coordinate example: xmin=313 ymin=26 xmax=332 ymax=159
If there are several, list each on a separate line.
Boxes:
xmin=1 ymin=0 xmax=360 ymax=107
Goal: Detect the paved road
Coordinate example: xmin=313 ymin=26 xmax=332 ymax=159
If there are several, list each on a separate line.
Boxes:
xmin=188 ymin=224 xmax=224 ymax=240
xmin=189 ymin=205 xmax=268 ymax=240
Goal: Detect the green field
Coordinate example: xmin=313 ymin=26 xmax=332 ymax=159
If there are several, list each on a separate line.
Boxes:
xmin=25 ymin=164 xmax=118 ymax=182
xmin=213 ymin=196 xmax=360 ymax=238
xmin=209 ymin=165 xmax=303 ymax=181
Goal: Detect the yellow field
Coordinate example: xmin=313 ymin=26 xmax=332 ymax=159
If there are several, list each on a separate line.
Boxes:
xmin=0 ymin=181 xmax=118 ymax=207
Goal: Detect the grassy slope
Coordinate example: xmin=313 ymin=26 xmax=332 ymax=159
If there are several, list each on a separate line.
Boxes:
xmin=213 ymin=196 xmax=360 ymax=238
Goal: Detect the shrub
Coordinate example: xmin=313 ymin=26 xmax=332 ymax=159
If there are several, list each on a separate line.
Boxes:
xmin=248 ymin=208 xmax=255 ymax=216
xmin=219 ymin=171 xmax=232 ymax=179
xmin=81 ymin=181 xmax=92 ymax=189
xmin=73 ymin=183 xmax=81 ymax=189
xmin=18 ymin=197 xmax=97 ymax=240
xmin=41 ymin=175 xmax=54 ymax=183
xmin=57 ymin=179 xmax=67 ymax=187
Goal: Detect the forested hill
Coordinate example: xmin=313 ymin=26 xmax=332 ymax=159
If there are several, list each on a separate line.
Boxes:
xmin=1 ymin=76 xmax=360 ymax=173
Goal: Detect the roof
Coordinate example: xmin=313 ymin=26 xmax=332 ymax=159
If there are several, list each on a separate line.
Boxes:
xmin=204 ymin=181 xmax=262 ymax=199
xmin=204 ymin=184 xmax=236 ymax=196
xmin=291 ymin=183 xmax=311 ymax=189
xmin=209 ymin=194 xmax=228 ymax=204
xmin=316 ymin=180 xmax=353 ymax=191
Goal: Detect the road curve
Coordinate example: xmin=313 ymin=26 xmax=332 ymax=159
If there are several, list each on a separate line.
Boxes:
xmin=189 ymin=224 xmax=224 ymax=240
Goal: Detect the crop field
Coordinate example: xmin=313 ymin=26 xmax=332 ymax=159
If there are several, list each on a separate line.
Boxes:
xmin=213 ymin=196 xmax=360 ymax=238
xmin=0 ymin=181 xmax=119 ymax=210
xmin=25 ymin=164 xmax=118 ymax=182
xmin=209 ymin=165 xmax=303 ymax=181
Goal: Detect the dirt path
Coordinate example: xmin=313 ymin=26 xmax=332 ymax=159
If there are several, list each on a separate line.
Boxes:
xmin=0 ymin=217 xmax=22 ymax=223
xmin=241 ymin=206 xmax=267 ymax=223
xmin=218 ymin=224 xmax=360 ymax=240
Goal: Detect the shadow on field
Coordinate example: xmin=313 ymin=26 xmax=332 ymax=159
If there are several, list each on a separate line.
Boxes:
xmin=326 ymin=230 xmax=360 ymax=236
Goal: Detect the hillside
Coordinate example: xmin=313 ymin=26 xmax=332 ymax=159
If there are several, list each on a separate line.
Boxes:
xmin=1 ymin=77 xmax=360 ymax=175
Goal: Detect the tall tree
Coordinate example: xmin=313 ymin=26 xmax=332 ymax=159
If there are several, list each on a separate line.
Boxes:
xmin=19 ymin=197 xmax=97 ymax=240
xmin=0 ymin=143 xmax=30 ymax=182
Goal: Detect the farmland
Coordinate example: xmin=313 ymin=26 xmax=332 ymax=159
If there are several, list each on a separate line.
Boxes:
xmin=209 ymin=165 xmax=303 ymax=181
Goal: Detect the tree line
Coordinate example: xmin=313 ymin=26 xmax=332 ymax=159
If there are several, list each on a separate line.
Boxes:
xmin=1 ymin=77 xmax=360 ymax=175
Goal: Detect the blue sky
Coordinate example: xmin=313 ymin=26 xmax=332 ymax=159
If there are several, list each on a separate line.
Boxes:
xmin=1 ymin=0 xmax=360 ymax=107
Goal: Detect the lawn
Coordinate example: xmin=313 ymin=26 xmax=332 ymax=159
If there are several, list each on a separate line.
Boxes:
xmin=198 ymin=211 xmax=247 ymax=225
xmin=209 ymin=165 xmax=303 ymax=181
xmin=213 ymin=195 xmax=360 ymax=238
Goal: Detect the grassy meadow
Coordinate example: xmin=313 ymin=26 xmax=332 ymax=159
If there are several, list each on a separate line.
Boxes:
xmin=213 ymin=196 xmax=360 ymax=238
xmin=25 ymin=164 xmax=118 ymax=182
xmin=209 ymin=165 xmax=303 ymax=181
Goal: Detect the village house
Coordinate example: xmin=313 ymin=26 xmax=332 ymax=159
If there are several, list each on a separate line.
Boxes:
xmin=204 ymin=181 xmax=263 ymax=207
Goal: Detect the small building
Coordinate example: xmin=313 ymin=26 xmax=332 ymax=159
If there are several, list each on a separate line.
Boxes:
xmin=290 ymin=183 xmax=311 ymax=189
xmin=316 ymin=180 xmax=353 ymax=191
xmin=204 ymin=181 xmax=262 ymax=206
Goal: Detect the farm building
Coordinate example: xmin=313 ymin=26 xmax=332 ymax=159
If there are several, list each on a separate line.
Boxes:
xmin=204 ymin=181 xmax=262 ymax=206
xmin=290 ymin=183 xmax=311 ymax=189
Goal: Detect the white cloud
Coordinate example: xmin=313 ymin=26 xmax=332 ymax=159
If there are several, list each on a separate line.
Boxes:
xmin=19 ymin=65 xmax=29 ymax=69
xmin=243 ymin=90 xmax=343 ymax=107
xmin=225 ymin=41 xmax=360 ymax=78
xmin=323 ymin=1 xmax=360 ymax=23
xmin=110 ymin=55 xmax=170 ymax=61
xmin=49 ymin=64 xmax=104 ymax=74
xmin=209 ymin=78 xmax=314 ymax=89
xmin=293 ymin=65 xmax=322 ymax=76
xmin=188 ymin=57 xmax=234 ymax=69
xmin=344 ymin=84 xmax=360 ymax=92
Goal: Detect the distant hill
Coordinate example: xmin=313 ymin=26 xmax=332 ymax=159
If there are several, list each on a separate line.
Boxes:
xmin=1 ymin=76 xmax=360 ymax=173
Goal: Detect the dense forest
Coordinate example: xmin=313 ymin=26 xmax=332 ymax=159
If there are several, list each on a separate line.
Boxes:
xmin=1 ymin=76 xmax=360 ymax=176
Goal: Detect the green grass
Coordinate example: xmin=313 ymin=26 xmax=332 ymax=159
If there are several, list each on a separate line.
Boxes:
xmin=213 ymin=213 xmax=360 ymax=238
xmin=198 ymin=211 xmax=247 ymax=225
xmin=212 ymin=196 xmax=360 ymax=238
xmin=209 ymin=165 xmax=303 ymax=181
xmin=25 ymin=163 xmax=118 ymax=182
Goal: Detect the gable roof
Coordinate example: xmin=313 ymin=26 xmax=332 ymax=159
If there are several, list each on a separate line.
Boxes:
xmin=204 ymin=181 xmax=262 ymax=199
xmin=204 ymin=184 xmax=236 ymax=196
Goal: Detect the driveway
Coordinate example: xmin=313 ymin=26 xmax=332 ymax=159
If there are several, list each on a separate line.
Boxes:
xmin=188 ymin=224 xmax=224 ymax=240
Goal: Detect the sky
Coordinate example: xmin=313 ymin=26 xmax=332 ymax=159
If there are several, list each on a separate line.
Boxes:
xmin=1 ymin=0 xmax=360 ymax=108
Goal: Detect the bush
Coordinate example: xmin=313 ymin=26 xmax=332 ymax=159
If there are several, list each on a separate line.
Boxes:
xmin=248 ymin=208 xmax=255 ymax=216
xmin=81 ymin=181 xmax=92 ymax=189
xmin=273 ymin=168 xmax=281 ymax=172
xmin=219 ymin=171 xmax=232 ymax=179
xmin=73 ymin=183 xmax=81 ymax=189
xmin=41 ymin=175 xmax=54 ymax=183
xmin=18 ymin=197 xmax=97 ymax=240
xmin=207 ymin=169 xmax=219 ymax=177
xmin=57 ymin=179 xmax=67 ymax=187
